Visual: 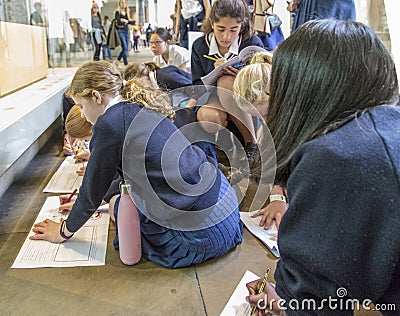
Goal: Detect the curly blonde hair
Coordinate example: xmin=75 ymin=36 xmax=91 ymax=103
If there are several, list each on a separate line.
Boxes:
xmin=233 ymin=52 xmax=273 ymax=114
xmin=123 ymin=62 xmax=160 ymax=81
xmin=122 ymin=78 xmax=175 ymax=121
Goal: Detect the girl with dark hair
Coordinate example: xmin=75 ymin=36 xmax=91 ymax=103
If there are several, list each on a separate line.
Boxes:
xmin=191 ymin=0 xmax=264 ymax=168
xmin=150 ymin=27 xmax=190 ymax=71
xmin=246 ymin=19 xmax=400 ymax=314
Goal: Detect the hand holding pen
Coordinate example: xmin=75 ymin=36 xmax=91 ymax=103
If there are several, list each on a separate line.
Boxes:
xmin=203 ymin=54 xmax=227 ymax=68
xmin=74 ymin=141 xmax=90 ymax=163
xmin=246 ymin=268 xmax=283 ymax=315
xmin=59 ymin=189 xmax=77 ymax=213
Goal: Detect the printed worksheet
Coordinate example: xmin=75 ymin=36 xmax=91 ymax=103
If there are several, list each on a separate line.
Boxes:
xmin=43 ymin=156 xmax=86 ymax=193
xmin=220 ymin=270 xmax=260 ymax=316
xmin=240 ymin=211 xmax=280 ymax=258
xmin=12 ymin=196 xmax=110 ymax=269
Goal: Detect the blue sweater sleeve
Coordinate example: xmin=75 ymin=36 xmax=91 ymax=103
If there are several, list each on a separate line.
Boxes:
xmin=66 ymin=110 xmax=124 ymax=232
xmin=156 ymin=66 xmax=192 ymax=90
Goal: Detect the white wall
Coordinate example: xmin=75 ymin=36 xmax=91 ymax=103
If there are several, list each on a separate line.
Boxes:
xmin=384 ymin=0 xmax=400 ymax=83
xmin=156 ymin=1 xmax=175 ymax=28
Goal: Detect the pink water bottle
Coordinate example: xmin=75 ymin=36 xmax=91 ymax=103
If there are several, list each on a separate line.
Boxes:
xmin=118 ymin=182 xmax=142 ymax=265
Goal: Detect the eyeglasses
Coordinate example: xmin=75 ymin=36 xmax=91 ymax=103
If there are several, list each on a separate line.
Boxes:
xmin=149 ymin=41 xmax=164 ymax=46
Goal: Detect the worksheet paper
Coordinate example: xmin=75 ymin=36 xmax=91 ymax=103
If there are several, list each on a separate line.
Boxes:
xmin=12 ymin=196 xmax=110 ymax=269
xmin=240 ymin=211 xmax=280 ymax=258
xmin=43 ymin=156 xmax=86 ymax=193
xmin=220 ymin=270 xmax=260 ymax=316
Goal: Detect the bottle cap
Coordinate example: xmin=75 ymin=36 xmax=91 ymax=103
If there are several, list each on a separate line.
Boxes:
xmin=120 ymin=181 xmax=131 ymax=194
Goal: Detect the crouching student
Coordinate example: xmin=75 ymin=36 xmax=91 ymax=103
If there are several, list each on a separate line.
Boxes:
xmin=30 ymin=61 xmax=243 ymax=269
xmin=245 ymin=19 xmax=400 ymax=314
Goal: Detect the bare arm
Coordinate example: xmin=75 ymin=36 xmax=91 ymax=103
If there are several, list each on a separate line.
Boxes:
xmin=174 ymin=0 xmax=182 ymax=42
xmin=203 ymin=0 xmax=211 ymax=18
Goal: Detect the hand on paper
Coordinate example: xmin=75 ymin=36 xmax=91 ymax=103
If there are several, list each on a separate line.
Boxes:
xmin=63 ymin=143 xmax=74 ymax=156
xmin=251 ymin=201 xmax=287 ymax=230
xmin=29 ymin=219 xmax=65 ymax=243
xmin=59 ymin=202 xmax=74 ymax=212
xmin=246 ymin=279 xmax=283 ymax=315
xmin=74 ymin=149 xmax=90 ymax=162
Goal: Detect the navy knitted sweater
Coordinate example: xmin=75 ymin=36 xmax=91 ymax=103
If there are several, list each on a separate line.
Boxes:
xmin=275 ymin=106 xmax=400 ymax=315
xmin=66 ymin=102 xmax=221 ymax=232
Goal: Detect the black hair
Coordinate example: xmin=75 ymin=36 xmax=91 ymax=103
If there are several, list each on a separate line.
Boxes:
xmin=152 ymin=27 xmax=172 ymax=42
xmin=267 ymin=19 xmax=399 ymax=185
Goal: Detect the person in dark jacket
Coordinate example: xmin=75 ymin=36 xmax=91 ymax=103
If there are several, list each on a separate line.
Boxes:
xmin=291 ymin=0 xmax=356 ymax=33
xmin=245 ymin=19 xmax=400 ymax=315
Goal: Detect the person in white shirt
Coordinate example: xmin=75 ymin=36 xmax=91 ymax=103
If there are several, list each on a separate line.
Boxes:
xmin=174 ymin=0 xmax=211 ymax=49
xmin=150 ymin=27 xmax=190 ymax=71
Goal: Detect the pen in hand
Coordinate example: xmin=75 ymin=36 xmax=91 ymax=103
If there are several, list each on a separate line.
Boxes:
xmin=64 ymin=188 xmax=77 ymax=204
xmin=59 ymin=188 xmax=77 ymax=213
xmin=74 ymin=141 xmax=83 ymax=163
xmin=250 ymin=268 xmax=271 ymax=316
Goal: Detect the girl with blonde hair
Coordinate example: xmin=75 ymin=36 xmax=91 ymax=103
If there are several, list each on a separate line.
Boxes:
xmin=233 ymin=52 xmax=273 ymax=118
xmin=233 ymin=51 xmax=286 ymax=229
xmin=30 ymin=61 xmax=242 ymax=269
xmin=65 ymin=104 xmax=92 ymax=169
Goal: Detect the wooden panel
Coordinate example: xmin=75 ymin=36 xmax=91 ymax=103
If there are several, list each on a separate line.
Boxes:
xmin=0 ymin=22 xmax=48 ymax=97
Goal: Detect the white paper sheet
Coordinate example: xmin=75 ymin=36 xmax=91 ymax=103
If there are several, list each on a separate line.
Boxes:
xmin=220 ymin=270 xmax=260 ymax=316
xmin=43 ymin=156 xmax=86 ymax=193
xmin=240 ymin=211 xmax=280 ymax=258
xmin=12 ymin=196 xmax=110 ymax=268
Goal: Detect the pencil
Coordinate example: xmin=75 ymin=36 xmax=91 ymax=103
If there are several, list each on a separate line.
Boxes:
xmin=64 ymin=188 xmax=77 ymax=204
xmin=250 ymin=268 xmax=271 ymax=316
xmin=203 ymin=54 xmax=218 ymax=62
xmin=75 ymin=141 xmax=83 ymax=163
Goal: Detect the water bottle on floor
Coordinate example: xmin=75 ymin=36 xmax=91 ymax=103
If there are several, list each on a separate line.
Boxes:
xmin=118 ymin=181 xmax=142 ymax=265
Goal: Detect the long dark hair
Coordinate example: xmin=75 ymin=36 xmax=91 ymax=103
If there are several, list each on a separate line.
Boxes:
xmin=201 ymin=0 xmax=253 ymax=40
xmin=267 ymin=19 xmax=399 ymax=185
